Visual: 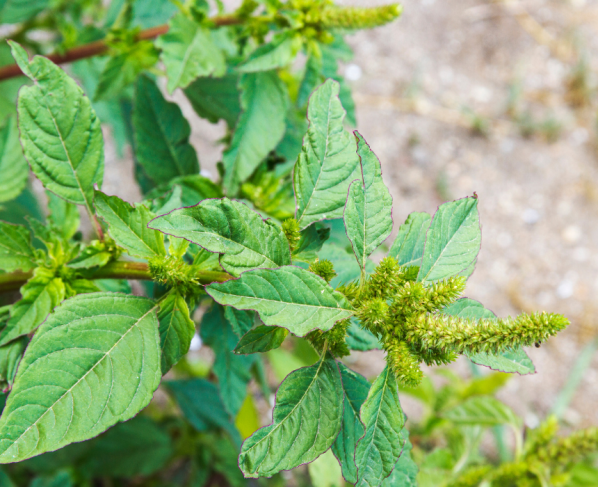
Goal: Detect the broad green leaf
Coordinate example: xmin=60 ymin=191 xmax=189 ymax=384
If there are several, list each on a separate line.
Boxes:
xmin=442 ymin=298 xmax=535 ymax=375
xmin=150 ymin=185 xmax=183 ymax=216
xmin=318 ymin=242 xmax=375 ymax=288
xmin=224 ymin=307 xmax=254 ymax=337
xmin=0 ymin=337 xmax=27 ymax=390
xmin=294 ymin=80 xmax=361 ymax=229
xmin=381 ymin=430 xmax=418 ymax=487
xmin=0 ymin=221 xmax=36 ymax=272
xmin=145 ymin=174 xmax=223 ymax=206
xmin=158 ymin=292 xmax=194 ymax=374
xmin=184 ymin=74 xmax=241 ymax=128
xmin=0 ymin=293 xmax=161 ymax=463
xmin=417 ymin=197 xmax=481 ymax=283
xmin=321 ymin=42 xmax=356 ymax=127
xmin=239 ymin=356 xmax=343 ymax=477
xmin=165 ymin=379 xmax=241 ymax=446
xmin=292 ymin=225 xmax=330 ymax=264
xmin=94 ymin=191 xmax=165 ymax=259
xmin=235 ymin=394 xmax=260 ymax=441
xmin=0 ymin=117 xmax=28 ymax=203
xmin=94 ymin=42 xmax=158 ymax=101
xmin=444 ymin=396 xmax=521 ymax=428
xmin=133 ymin=75 xmax=199 ymax=189
xmin=332 ymin=363 xmax=370 ymax=484
xmin=67 ymin=245 xmax=112 ymax=269
xmin=222 ymin=71 xmax=288 ymax=194
xmin=149 ymin=198 xmax=290 ymax=277
xmin=157 ymin=12 xmax=226 ymax=93
xmin=239 ymin=32 xmax=301 ymax=73
xmin=344 ymin=132 xmax=393 ymax=271
xmin=0 ymin=186 xmax=43 ymax=227
xmin=0 ymin=268 xmax=65 ymax=346
xmin=46 ymin=192 xmax=79 ymax=240
xmin=388 ymin=212 xmax=431 ymax=267
xmin=0 ymin=0 xmax=48 ymax=23
xmin=297 ymin=54 xmax=323 ymax=108
xmin=234 ymin=325 xmax=288 ymax=354
xmin=10 ymin=42 xmax=104 ymax=215
xmin=275 ymin=106 xmax=309 ymax=173
xmin=309 ymin=449 xmax=343 ymax=487
xmin=200 ymin=304 xmax=255 ymax=416
xmin=355 ymin=365 xmax=406 ymax=487
xmin=78 ymin=416 xmax=172 ymax=478
xmin=346 ymin=318 xmax=381 ymax=351
xmin=207 ymin=266 xmax=353 ymax=337
xmin=468 ymin=349 xmax=536 ymax=375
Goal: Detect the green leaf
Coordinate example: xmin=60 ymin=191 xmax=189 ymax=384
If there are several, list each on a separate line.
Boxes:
xmin=9 ymin=42 xmax=104 ymax=215
xmin=29 ymin=471 xmax=72 ymax=487
xmin=207 ymin=266 xmax=353 ymax=337
xmin=417 ymin=197 xmax=481 ymax=283
xmin=0 ymin=221 xmax=36 ymax=272
xmin=224 ymin=307 xmax=254 ymax=337
xmin=0 ymin=337 xmax=27 ymax=390
xmin=78 ymin=416 xmax=173 ymax=478
xmin=157 ymin=12 xmax=226 ymax=93
xmin=200 ymin=304 xmax=255 ymax=416
xmin=67 ymin=245 xmax=112 ymax=269
xmin=388 ymin=212 xmax=431 ymax=267
xmin=94 ymin=41 xmax=158 ymax=101
xmin=184 ymin=74 xmax=241 ymax=128
xmin=239 ymin=32 xmax=301 ymax=73
xmin=0 ymin=117 xmax=28 ymax=203
xmin=222 ymin=71 xmax=288 ymax=194
xmin=344 ymin=132 xmax=393 ymax=271
xmin=150 ymin=185 xmax=183 ymax=216
xmin=0 ymin=268 xmax=65 ymax=346
xmin=355 ymin=365 xmax=406 ymax=487
xmin=0 ymin=0 xmax=49 ymax=23
xmin=158 ymin=292 xmax=195 ymax=374
xmin=165 ymin=378 xmax=241 ymax=446
xmin=292 ymin=225 xmax=330 ymax=264
xmin=133 ymin=75 xmax=199 ymax=189
xmin=444 ymin=396 xmax=521 ymax=428
xmin=239 ymin=356 xmax=343 ymax=478
xmin=46 ymin=192 xmax=79 ymax=240
xmin=309 ymin=449 xmax=344 ymax=487
xmin=149 ymin=198 xmax=291 ymax=277
xmin=346 ymin=318 xmax=381 ymax=351
xmin=0 ymin=186 xmax=43 ymax=227
xmin=145 ymin=174 xmax=223 ymax=206
xmin=442 ymin=298 xmax=535 ymax=375
xmin=332 ymin=363 xmax=370 ymax=484
xmin=318 ymin=241 xmax=375 ymax=288
xmin=275 ymin=106 xmax=309 ymax=172
xmin=94 ymin=191 xmax=166 ymax=259
xmin=0 ymin=293 xmax=161 ymax=463
xmin=381 ymin=430 xmax=418 ymax=487
xmin=234 ymin=325 xmax=288 ymax=354
xmin=294 ymin=80 xmax=361 ymax=229
xmin=297 ymin=54 xmax=323 ymax=108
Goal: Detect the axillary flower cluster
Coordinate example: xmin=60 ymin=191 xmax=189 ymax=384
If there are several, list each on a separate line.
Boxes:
xmin=310 ymin=256 xmax=569 ymax=388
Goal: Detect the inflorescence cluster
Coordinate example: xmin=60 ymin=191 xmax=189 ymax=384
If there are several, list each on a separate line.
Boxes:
xmin=309 ymin=256 xmax=569 ymax=388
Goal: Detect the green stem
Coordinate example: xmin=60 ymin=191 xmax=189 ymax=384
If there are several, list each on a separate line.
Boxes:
xmin=0 ymin=261 xmax=232 ymax=294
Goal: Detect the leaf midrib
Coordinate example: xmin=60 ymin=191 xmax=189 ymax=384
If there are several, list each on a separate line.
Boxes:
xmin=249 ymin=358 xmax=327 ymax=472
xmin=33 ymin=76 xmax=94 ymax=216
xmin=0 ymin=304 xmax=157 ymax=458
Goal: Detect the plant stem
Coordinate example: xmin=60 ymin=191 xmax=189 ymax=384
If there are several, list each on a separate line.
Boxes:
xmin=0 ymin=261 xmax=232 ymax=294
xmin=0 ymin=15 xmax=241 ymax=82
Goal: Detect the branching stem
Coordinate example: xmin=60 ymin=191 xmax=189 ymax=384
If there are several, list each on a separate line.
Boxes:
xmin=0 ymin=261 xmax=231 ymax=294
xmin=0 ymin=15 xmax=241 ymax=82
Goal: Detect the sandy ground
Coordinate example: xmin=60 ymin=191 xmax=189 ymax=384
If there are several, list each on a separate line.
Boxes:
xmin=97 ymin=0 xmax=598 ymax=430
